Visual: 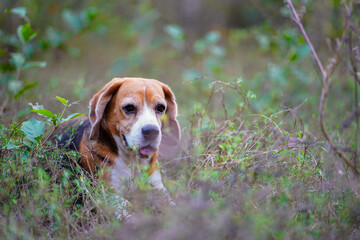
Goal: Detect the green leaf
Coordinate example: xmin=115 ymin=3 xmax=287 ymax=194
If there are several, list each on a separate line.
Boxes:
xmin=29 ymin=103 xmax=44 ymax=110
xmin=210 ymin=46 xmax=226 ymax=57
xmin=23 ymin=140 xmax=33 ymax=148
xmin=85 ymin=7 xmax=98 ymax=22
xmin=236 ymin=77 xmax=244 ymax=84
xmin=289 ymin=52 xmax=299 ymax=62
xmin=14 ymin=81 xmax=38 ymax=100
xmin=22 ymin=61 xmax=46 ymax=69
xmin=21 ymin=118 xmax=44 ymax=143
xmin=10 ymin=53 xmax=25 ymax=68
xmin=4 ymin=144 xmax=18 ymax=150
xmin=194 ymin=40 xmax=206 ymax=54
xmin=61 ymin=113 xmax=83 ymax=122
xmin=31 ymin=108 xmax=56 ymax=119
xmin=164 ymin=24 xmax=184 ymax=40
xmin=45 ymin=27 xmax=65 ymax=47
xmin=247 ymin=90 xmax=257 ymax=100
xmin=205 ymin=31 xmax=220 ymax=44
xmin=62 ymin=9 xmax=83 ymax=33
xmin=8 ymin=80 xmax=23 ymax=94
xmin=5 ymin=7 xmax=27 ymax=19
xmin=56 ymin=96 xmax=68 ymax=106
xmin=17 ymin=24 xmax=37 ymax=44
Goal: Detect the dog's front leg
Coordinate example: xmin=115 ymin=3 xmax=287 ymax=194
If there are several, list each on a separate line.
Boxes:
xmin=110 ymin=157 xmax=134 ymax=220
xmin=147 ymin=170 xmax=175 ymax=206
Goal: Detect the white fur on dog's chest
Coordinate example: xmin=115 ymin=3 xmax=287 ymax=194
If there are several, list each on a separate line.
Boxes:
xmin=111 ymin=156 xmax=132 ymax=192
xmin=110 ymin=153 xmax=160 ymax=192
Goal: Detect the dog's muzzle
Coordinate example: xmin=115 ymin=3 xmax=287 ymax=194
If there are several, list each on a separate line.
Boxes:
xmin=141 ymin=125 xmax=159 ymax=141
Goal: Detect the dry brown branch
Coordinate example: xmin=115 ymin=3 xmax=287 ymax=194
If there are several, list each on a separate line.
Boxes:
xmin=286 ymin=0 xmax=358 ymax=174
xmin=286 ymin=0 xmax=327 ymax=80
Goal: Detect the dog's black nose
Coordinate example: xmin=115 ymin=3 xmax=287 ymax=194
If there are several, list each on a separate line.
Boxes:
xmin=142 ymin=125 xmax=159 ymax=140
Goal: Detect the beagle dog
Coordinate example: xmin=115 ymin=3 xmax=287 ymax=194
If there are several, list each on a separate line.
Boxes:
xmin=55 ymin=77 xmax=180 ymax=218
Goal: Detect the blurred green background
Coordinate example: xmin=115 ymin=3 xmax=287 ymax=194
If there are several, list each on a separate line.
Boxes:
xmin=1 ymin=0 xmax=353 ymax=130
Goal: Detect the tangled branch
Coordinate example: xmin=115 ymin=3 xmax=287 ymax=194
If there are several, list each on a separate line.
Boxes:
xmin=285 ymin=0 xmax=358 ymax=174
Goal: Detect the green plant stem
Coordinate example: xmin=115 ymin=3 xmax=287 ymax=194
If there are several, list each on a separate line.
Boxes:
xmin=40 ymin=104 xmax=68 ymax=146
xmin=58 ymin=105 xmax=69 ymax=125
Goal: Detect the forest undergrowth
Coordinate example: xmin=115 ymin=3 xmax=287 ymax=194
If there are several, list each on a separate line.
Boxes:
xmin=1 ymin=1 xmax=360 ymax=239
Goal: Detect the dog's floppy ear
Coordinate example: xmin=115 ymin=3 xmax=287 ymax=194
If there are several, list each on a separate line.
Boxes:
xmin=89 ymin=78 xmax=125 ymax=140
xmin=161 ymin=83 xmax=181 ymax=146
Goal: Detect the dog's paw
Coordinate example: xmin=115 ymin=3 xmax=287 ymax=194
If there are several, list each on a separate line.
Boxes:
xmin=162 ymin=190 xmax=176 ymax=206
xmin=168 ymin=197 xmax=176 ymax=206
xmin=114 ymin=196 xmax=132 ymax=220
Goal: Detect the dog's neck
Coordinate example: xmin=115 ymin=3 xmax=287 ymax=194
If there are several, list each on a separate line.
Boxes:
xmin=97 ymin=120 xmax=129 ymax=162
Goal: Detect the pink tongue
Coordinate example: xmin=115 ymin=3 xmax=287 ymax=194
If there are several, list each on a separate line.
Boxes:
xmin=140 ymin=147 xmax=155 ymax=155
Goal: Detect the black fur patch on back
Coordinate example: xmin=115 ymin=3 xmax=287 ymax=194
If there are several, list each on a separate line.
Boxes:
xmin=58 ymin=118 xmax=91 ymax=151
xmin=55 ymin=117 xmax=118 ymax=161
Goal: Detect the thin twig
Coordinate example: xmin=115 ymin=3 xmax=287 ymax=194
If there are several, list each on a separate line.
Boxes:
xmin=318 ymin=1 xmax=357 ymax=174
xmin=286 ymin=0 xmax=327 ymax=80
xmin=286 ymin=0 xmax=358 ymax=174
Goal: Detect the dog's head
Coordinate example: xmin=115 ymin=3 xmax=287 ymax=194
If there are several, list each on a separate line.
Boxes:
xmin=88 ymin=78 xmax=180 ymax=158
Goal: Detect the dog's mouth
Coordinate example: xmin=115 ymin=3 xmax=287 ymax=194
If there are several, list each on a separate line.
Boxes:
xmin=122 ymin=135 xmax=156 ymax=158
xmin=139 ymin=145 xmax=156 ymax=157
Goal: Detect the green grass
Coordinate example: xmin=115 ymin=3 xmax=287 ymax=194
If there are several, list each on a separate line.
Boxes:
xmin=1 ymin=88 xmax=359 ymax=239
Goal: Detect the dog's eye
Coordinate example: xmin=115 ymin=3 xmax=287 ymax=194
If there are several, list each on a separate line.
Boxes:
xmin=123 ymin=104 xmax=137 ymax=114
xmin=155 ymin=104 xmax=166 ymax=114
